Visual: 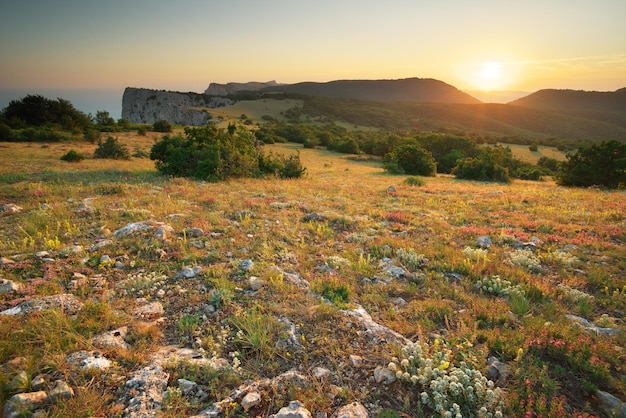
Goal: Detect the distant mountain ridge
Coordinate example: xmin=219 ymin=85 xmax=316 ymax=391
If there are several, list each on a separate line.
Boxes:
xmin=509 ymin=88 xmax=626 ymax=112
xmin=205 ymin=81 xmax=281 ymax=96
xmin=259 ymin=77 xmax=481 ymax=104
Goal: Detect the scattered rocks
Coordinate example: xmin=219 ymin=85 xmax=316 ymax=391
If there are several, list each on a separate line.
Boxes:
xmin=271 ymin=400 xmax=313 ymax=418
xmin=114 ymin=221 xmax=173 ymax=238
xmin=333 ymin=402 xmax=369 ymax=418
xmin=175 ymin=266 xmax=202 ymax=279
xmin=133 ymin=301 xmax=164 ymax=320
xmin=239 ymin=259 xmax=254 ymax=271
xmin=185 ymin=227 xmax=204 ymax=238
xmin=566 ymin=314 xmax=621 ymax=336
xmin=65 ymin=351 xmax=112 ymax=371
xmin=241 ymin=391 xmax=262 ymax=411
xmin=595 ymin=390 xmax=626 ymax=418
xmin=486 ymin=356 xmax=510 ymax=385
xmin=0 ymin=294 xmax=83 ymax=316
xmin=0 ymin=203 xmax=23 ymax=214
xmin=477 ymin=235 xmax=492 ymax=249
xmin=122 ymin=365 xmax=170 ymax=417
xmin=344 ymin=305 xmax=410 ymax=346
xmin=92 ymin=326 xmax=130 ymax=351
xmin=0 ymin=257 xmax=15 ymax=265
xmin=302 ymin=212 xmax=325 ymax=223
xmin=373 ymin=366 xmax=396 ymax=385
xmin=75 ymin=200 xmax=93 ymax=214
xmin=349 ymin=354 xmax=364 ymax=367
xmin=3 ymin=391 xmax=48 ymax=418
xmin=249 ymin=276 xmax=264 ymax=291
xmin=312 ymin=366 xmax=331 ymax=379
xmin=8 ymin=371 xmax=29 ymax=392
xmin=0 ymin=278 xmax=22 ymax=293
xmin=48 ymin=380 xmax=74 ymax=401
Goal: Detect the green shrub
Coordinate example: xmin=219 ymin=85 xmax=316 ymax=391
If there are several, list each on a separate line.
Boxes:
xmin=60 ymin=149 xmax=86 ymax=162
xmin=453 ymin=147 xmax=511 ymax=183
xmin=94 ymin=136 xmax=131 ymax=160
xmin=556 ymin=140 xmax=626 ymax=188
xmin=383 ymin=142 xmax=436 ymax=176
xmin=152 ymin=119 xmax=173 ymax=133
xmin=150 ymin=124 xmax=306 ymax=181
xmin=404 ymin=176 xmax=425 ymax=187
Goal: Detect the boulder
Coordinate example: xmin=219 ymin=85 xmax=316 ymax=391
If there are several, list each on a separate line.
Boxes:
xmin=271 ymin=401 xmax=313 ymax=418
xmin=333 ymin=402 xmax=369 ymax=418
xmin=3 ymin=391 xmax=48 ymax=418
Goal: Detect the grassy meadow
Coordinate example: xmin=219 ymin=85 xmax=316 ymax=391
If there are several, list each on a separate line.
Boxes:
xmin=0 ymin=134 xmax=624 ymax=417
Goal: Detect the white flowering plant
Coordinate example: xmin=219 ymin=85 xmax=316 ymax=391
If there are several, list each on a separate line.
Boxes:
xmin=477 ymin=275 xmax=525 ymax=299
xmin=388 ymin=339 xmax=504 ymax=418
xmin=504 ymin=249 xmax=542 ymax=273
xmin=397 ymin=248 xmax=429 ymax=271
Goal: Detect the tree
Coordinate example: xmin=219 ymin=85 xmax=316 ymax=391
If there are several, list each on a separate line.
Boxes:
xmin=556 ymin=140 xmax=626 ymax=188
xmin=94 ymin=136 xmax=131 ymax=160
xmin=383 ymin=142 xmax=436 ymax=176
xmin=153 ymin=119 xmax=172 ymax=133
xmin=453 ymin=147 xmax=511 ymax=183
xmin=94 ymin=111 xmax=117 ymax=132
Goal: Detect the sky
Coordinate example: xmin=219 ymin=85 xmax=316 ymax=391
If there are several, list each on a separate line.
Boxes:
xmin=1 ymin=0 xmax=625 ymax=115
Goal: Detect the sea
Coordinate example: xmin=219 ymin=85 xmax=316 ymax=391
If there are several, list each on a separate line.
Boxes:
xmin=0 ymin=88 xmax=125 ymax=119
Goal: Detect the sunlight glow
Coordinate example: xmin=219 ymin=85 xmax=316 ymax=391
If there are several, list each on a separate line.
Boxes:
xmin=476 ymin=61 xmax=505 ymax=91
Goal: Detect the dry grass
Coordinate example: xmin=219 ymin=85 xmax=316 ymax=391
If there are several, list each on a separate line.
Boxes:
xmin=0 ymin=135 xmax=624 ymax=417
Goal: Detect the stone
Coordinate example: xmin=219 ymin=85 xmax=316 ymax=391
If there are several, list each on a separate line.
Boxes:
xmin=333 ymin=402 xmax=369 ymax=418
xmin=185 ymin=227 xmax=204 ymax=238
xmin=122 ymin=365 xmax=170 ymax=417
xmin=566 ymin=314 xmax=621 ymax=336
xmin=92 ymin=326 xmax=130 ymax=351
xmin=3 ymin=391 xmax=48 ymax=418
xmin=178 ymin=378 xmax=197 ymax=395
xmin=76 ymin=201 xmax=93 ymax=213
xmin=312 ymin=366 xmax=331 ymax=379
xmin=133 ymin=301 xmax=164 ymax=320
xmin=68 ymin=272 xmax=89 ymax=290
xmin=393 ymin=297 xmax=408 ymax=307
xmin=48 ymin=380 xmax=74 ymax=400
xmin=239 ymin=259 xmax=254 ymax=271
xmin=8 ymin=371 xmax=29 ymax=392
xmin=595 ymin=390 xmax=626 ymax=418
xmin=276 ymin=370 xmax=309 ymax=388
xmin=176 ymin=266 xmax=202 ymax=279
xmin=249 ymin=276 xmax=263 ymax=291
xmin=0 ymin=257 xmax=15 ymax=265
xmin=373 ymin=366 xmax=396 ymax=385
xmin=302 ymin=212 xmax=325 ymax=222
xmin=65 ymin=351 xmax=112 ymax=371
xmin=0 ymin=279 xmax=22 ymax=294
xmin=0 ymin=294 xmax=83 ymax=316
xmin=486 ymin=357 xmax=510 ymax=385
xmin=477 ymin=236 xmax=492 ymax=249
xmin=387 ymin=185 xmax=397 ymax=193
xmin=35 ymin=251 xmax=50 ymax=258
xmin=241 ymin=391 xmax=261 ymax=411
xmin=349 ymin=355 xmax=364 ymax=367
xmin=0 ymin=203 xmax=23 ymax=214
xmin=271 ymin=400 xmax=313 ymax=418
xmin=31 ymin=375 xmax=46 ymax=391
xmin=344 ymin=305 xmax=410 ymax=346
xmin=91 ymin=239 xmax=113 ymax=251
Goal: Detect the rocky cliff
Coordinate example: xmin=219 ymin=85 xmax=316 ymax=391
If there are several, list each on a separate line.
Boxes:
xmin=121 ymin=88 xmax=234 ymax=125
xmin=204 ymin=80 xmax=280 ymax=96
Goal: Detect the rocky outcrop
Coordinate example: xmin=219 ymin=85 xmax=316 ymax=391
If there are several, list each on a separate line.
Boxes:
xmin=204 ymin=80 xmax=280 ymax=95
xmin=121 ymin=88 xmax=234 ymax=125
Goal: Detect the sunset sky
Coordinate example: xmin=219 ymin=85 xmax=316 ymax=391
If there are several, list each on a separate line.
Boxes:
xmin=1 ymin=0 xmax=625 ymax=98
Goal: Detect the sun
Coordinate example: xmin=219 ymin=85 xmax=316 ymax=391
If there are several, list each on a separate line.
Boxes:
xmin=475 ymin=61 xmax=505 ymax=91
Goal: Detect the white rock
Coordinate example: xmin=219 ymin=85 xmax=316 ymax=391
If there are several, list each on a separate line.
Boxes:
xmin=3 ymin=391 xmax=47 ymax=418
xmin=0 ymin=279 xmax=22 ymax=294
xmin=249 ymin=276 xmax=263 ymax=291
xmin=241 ymin=391 xmax=261 ymax=411
xmin=271 ymin=400 xmax=312 ymax=418
xmin=49 ymin=380 xmax=74 ymax=400
xmin=333 ymin=402 xmax=369 ymax=418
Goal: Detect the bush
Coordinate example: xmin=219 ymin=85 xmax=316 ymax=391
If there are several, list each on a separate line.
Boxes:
xmin=94 ymin=136 xmax=131 ymax=160
xmin=404 ymin=176 xmax=425 ymax=187
xmin=383 ymin=142 xmax=436 ymax=176
xmin=150 ymin=124 xmax=306 ymax=181
xmin=453 ymin=147 xmax=512 ymax=183
xmin=556 ymin=140 xmax=626 ymax=188
xmin=152 ymin=119 xmax=172 ymax=133
xmin=60 ymin=149 xmax=86 ymax=162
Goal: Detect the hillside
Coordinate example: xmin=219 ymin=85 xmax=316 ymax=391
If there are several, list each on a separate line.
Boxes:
xmin=0 ymin=138 xmax=624 ymax=417
xmin=260 ymin=78 xmax=481 ymax=104
xmin=510 ymin=88 xmax=626 ymax=112
xmin=301 ymin=96 xmax=626 ymax=143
